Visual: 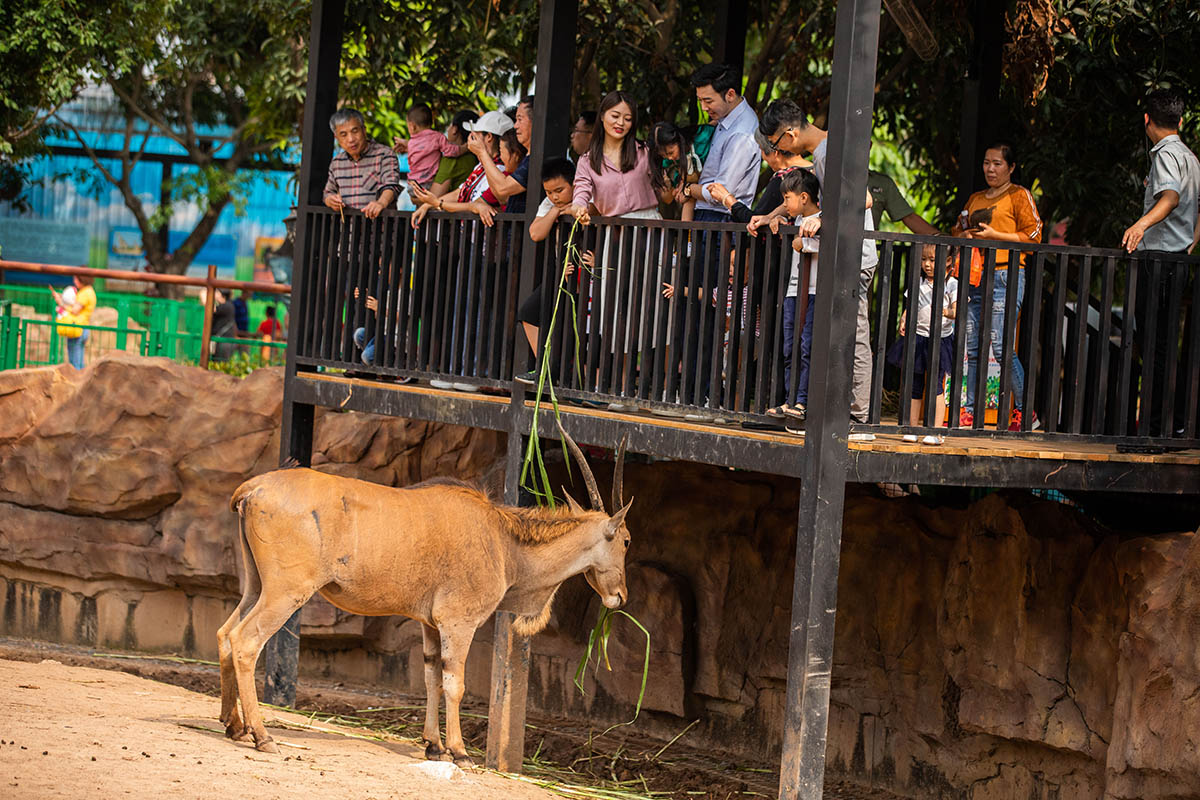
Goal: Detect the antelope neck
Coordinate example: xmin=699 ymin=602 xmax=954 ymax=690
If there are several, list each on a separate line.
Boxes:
xmin=506 ymin=516 xmax=604 ymax=592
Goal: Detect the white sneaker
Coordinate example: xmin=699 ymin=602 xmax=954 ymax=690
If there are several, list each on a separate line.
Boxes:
xmin=922 ymin=434 xmax=944 ymax=446
xmin=848 ymin=432 xmax=876 ymax=442
xmin=451 ymin=382 xmax=479 ymax=393
xmin=430 ymin=380 xmax=454 ymax=390
xmin=902 ymin=434 xmax=919 ymax=443
xmin=607 ymin=402 xmax=638 ymax=413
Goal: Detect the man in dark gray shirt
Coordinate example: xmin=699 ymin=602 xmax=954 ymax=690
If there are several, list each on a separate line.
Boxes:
xmin=1121 ymin=89 xmax=1199 ymax=436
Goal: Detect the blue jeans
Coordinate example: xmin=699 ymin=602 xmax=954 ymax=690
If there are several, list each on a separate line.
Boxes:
xmin=66 ymin=328 xmax=89 ymax=369
xmin=781 ymin=294 xmax=817 ymax=406
xmin=964 ymin=267 xmax=1025 ymax=414
xmin=353 ymin=327 xmax=375 ymax=365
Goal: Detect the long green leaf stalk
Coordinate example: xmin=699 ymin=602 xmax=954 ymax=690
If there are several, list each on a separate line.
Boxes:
xmin=517 ymin=219 xmax=652 ymax=734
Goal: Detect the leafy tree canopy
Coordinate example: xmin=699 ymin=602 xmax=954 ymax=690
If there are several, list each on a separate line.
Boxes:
xmin=3 ymin=0 xmax=1197 ymax=260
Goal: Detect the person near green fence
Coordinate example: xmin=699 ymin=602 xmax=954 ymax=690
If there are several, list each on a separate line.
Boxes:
xmin=51 ymin=275 xmax=96 ymax=369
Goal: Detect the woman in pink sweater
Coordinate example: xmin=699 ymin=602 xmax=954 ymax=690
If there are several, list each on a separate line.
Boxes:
xmin=566 ymin=91 xmax=662 ymax=408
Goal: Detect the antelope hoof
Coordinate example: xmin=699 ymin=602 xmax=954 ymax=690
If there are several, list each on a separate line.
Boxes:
xmin=452 ymin=753 xmax=474 ymax=769
xmin=255 ymin=737 xmax=279 ymax=754
xmin=424 ymin=742 xmax=445 ymax=760
xmin=225 ymin=723 xmax=252 ymax=742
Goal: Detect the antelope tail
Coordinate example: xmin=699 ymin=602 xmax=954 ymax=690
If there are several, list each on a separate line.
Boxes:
xmin=512 ymin=588 xmax=558 ymax=637
xmin=230 ymin=487 xmax=262 ymax=615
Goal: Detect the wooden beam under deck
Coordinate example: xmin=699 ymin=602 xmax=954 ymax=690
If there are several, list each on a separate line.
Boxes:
xmin=293 ymin=373 xmax=1200 ymax=494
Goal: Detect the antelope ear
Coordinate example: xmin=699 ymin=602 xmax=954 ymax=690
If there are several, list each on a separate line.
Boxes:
xmin=605 ymin=498 xmax=634 ymax=537
xmin=561 ymin=488 xmax=585 ymax=514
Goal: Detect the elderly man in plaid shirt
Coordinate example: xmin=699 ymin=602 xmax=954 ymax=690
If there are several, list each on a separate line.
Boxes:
xmin=323 ymin=108 xmax=401 ymax=374
xmin=323 ymin=108 xmax=400 ymax=217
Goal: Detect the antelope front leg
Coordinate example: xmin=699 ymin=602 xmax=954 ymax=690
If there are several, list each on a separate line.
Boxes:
xmin=420 ymin=623 xmax=446 ymax=760
xmin=437 ymin=623 xmax=476 ymax=768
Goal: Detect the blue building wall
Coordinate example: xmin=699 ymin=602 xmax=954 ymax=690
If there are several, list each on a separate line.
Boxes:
xmin=0 ymin=87 xmax=296 ymax=280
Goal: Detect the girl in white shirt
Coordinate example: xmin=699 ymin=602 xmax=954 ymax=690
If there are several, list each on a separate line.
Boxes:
xmin=886 ymin=244 xmax=958 ymax=443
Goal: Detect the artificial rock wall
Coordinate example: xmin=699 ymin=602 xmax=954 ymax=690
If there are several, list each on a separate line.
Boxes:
xmin=1 ymin=353 xmax=1198 ymax=800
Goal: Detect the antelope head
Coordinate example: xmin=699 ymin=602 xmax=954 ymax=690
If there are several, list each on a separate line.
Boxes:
xmin=559 ymin=423 xmax=632 ymax=610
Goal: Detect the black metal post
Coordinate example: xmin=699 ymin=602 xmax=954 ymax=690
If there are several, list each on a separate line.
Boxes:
xmin=779 ymin=0 xmax=881 ymax=795
xmin=264 ymin=0 xmax=345 ymax=709
xmin=514 ymin=0 xmax=578 ymax=377
xmin=487 ymin=0 xmax=577 ymax=773
xmin=955 ymin=0 xmax=1005 ymax=208
xmin=715 ymin=0 xmax=749 ymax=74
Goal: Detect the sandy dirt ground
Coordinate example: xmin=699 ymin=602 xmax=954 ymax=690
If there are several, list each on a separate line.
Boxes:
xmin=0 ymin=657 xmax=555 ymax=800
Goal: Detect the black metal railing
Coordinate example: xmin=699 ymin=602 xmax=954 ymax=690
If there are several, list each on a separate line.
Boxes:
xmin=295 ymin=206 xmax=525 ymax=388
xmin=866 ymin=233 xmax=1199 ymax=445
xmin=292 ymin=205 xmax=1200 ymax=446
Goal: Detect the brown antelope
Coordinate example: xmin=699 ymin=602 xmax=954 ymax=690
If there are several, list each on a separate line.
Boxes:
xmin=217 ymin=426 xmax=631 ymax=766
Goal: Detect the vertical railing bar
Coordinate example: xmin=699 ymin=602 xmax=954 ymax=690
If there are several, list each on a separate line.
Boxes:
xmin=1182 ymin=264 xmax=1200 ymax=438
xmin=1137 ymin=258 xmax=1161 ymax=436
xmin=316 ymin=211 xmax=339 ymax=359
xmin=972 ymin=247 xmax=997 ymax=430
xmin=428 ymin=217 xmax=453 ymax=373
xmin=708 ymin=230 xmax=732 ymax=411
xmin=1160 ymin=256 xmax=1185 ymax=438
xmin=1090 ymin=255 xmax=1116 ymax=434
xmin=869 ymin=239 xmax=894 ymax=425
xmin=787 ymin=233 xmax=809 ymax=417
xmin=898 ymin=243 xmax=921 ymax=428
xmin=730 ymin=233 xmax=752 ymax=412
xmin=371 ymin=214 xmax=393 ymax=370
xmin=923 ymin=243 xmax=948 ymax=428
xmin=678 ymin=226 xmax=701 ymax=406
xmin=304 ymin=211 xmax=328 ymax=357
xmin=1067 ymin=254 xmax=1093 ymax=433
xmin=996 ymin=250 xmax=1020 ymax=431
xmin=1114 ymin=253 xmax=1138 ymax=435
xmin=1045 ymin=252 xmax=1069 ymax=433
xmin=415 ymin=217 xmax=438 ymax=370
xmin=948 ymin=243 xmax=971 ymax=429
xmin=649 ymin=226 xmax=673 ymax=402
xmin=1021 ymin=250 xmax=1046 ymax=432
xmin=635 ymin=224 xmax=658 ymax=402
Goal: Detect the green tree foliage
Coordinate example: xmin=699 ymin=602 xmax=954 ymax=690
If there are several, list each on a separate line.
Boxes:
xmin=5 ymin=0 xmax=1196 ymax=256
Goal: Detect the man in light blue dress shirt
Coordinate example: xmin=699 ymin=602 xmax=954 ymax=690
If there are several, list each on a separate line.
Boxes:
xmin=681 ymin=64 xmax=763 ymax=222
xmin=671 ymin=64 xmax=763 ymax=413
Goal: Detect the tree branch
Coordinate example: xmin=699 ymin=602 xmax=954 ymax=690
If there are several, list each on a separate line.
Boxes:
xmin=105 ymin=74 xmax=190 ymax=151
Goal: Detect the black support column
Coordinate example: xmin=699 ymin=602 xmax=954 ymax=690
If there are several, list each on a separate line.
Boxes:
xmin=955 ymin=0 xmax=1005 ymax=208
xmin=263 ymin=0 xmax=345 ymax=709
xmin=488 ymin=0 xmax=578 ymax=774
xmin=779 ymin=0 xmax=881 ymax=795
xmin=714 ymin=0 xmax=748 ymax=72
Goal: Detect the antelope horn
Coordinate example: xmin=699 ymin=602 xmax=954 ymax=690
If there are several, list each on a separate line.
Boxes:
xmin=557 ymin=419 xmax=605 ymax=512
xmin=612 ymin=433 xmax=628 ymax=513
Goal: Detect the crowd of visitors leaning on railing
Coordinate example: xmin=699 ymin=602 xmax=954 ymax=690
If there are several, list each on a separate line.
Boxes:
xmin=317 ymin=65 xmax=1199 ymax=441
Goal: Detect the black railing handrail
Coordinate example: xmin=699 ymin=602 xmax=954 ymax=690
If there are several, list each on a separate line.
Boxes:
xmin=873 ymin=230 xmax=1200 ymax=263
xmin=307 ymin=203 xmax=1200 ymax=265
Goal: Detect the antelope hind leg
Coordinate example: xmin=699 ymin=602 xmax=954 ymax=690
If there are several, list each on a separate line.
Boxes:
xmin=228 ymin=593 xmax=306 ymax=753
xmin=217 ymin=593 xmax=256 ymax=739
xmin=420 ymin=623 xmax=447 ymax=760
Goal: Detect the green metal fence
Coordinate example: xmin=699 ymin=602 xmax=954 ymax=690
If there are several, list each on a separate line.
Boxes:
xmin=0 ymin=283 xmax=288 ymax=372
xmin=0 ymin=309 xmax=286 ymax=371
xmin=10 ymin=317 xmax=148 ymax=368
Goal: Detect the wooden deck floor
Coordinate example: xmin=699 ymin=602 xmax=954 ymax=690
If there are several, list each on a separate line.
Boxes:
xmin=293 ymin=372 xmax=1200 ymax=493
